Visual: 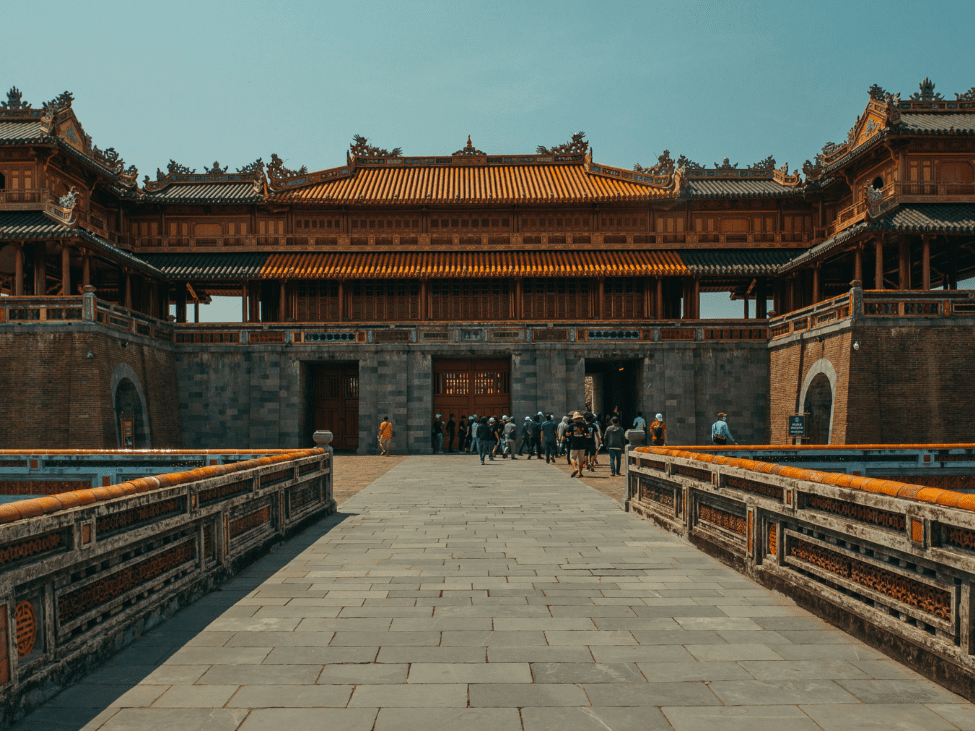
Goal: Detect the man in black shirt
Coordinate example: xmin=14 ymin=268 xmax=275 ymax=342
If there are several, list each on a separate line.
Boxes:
xmin=567 ymin=411 xmax=590 ymax=477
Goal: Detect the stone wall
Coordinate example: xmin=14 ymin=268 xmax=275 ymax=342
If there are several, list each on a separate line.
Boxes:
xmin=0 ymin=326 xmax=181 ymax=449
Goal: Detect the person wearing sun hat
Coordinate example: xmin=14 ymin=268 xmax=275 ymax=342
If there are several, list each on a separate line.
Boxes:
xmin=711 ymin=412 xmax=735 ymax=445
xmin=566 ymin=411 xmax=589 ymax=477
xmin=649 ymin=413 xmax=667 ymax=446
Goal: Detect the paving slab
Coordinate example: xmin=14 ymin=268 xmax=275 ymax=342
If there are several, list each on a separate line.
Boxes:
xmin=13 ymin=455 xmax=975 ymax=731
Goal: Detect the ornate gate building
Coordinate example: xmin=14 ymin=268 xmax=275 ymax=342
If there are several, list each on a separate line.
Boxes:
xmin=1 ymin=80 xmax=975 ymax=450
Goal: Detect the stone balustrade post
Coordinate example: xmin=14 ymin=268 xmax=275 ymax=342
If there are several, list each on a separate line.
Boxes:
xmin=623 ymin=429 xmax=645 ymax=511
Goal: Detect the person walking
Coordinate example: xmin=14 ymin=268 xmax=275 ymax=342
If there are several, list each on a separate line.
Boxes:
xmin=534 ymin=412 xmax=545 ymax=458
xmin=518 ymin=416 xmax=532 ymax=458
xmin=432 ymin=414 xmax=445 ymax=454
xmin=523 ymin=416 xmax=537 ymax=459
xmin=567 ymin=412 xmax=589 ymax=477
xmin=458 ymin=416 xmax=468 ymax=454
xmin=446 ymin=414 xmax=456 ymax=452
xmin=557 ymin=415 xmax=570 ymax=459
xmin=378 ymin=416 xmax=393 ymax=456
xmin=478 ymin=417 xmax=497 ymax=464
xmin=604 ymin=416 xmax=625 ymax=476
xmin=711 ymin=412 xmax=735 ymax=445
xmin=584 ymin=412 xmax=598 ymax=472
xmin=469 ymin=414 xmax=479 ymax=454
xmin=648 ymin=413 xmax=667 ymax=446
xmin=503 ymin=415 xmax=518 ymax=459
xmin=540 ymin=413 xmax=558 ymax=463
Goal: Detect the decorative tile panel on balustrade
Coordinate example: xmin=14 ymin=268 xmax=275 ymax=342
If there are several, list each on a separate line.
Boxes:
xmin=626 ymin=446 xmax=975 ymax=699
xmin=0 ymin=447 xmax=334 ymax=727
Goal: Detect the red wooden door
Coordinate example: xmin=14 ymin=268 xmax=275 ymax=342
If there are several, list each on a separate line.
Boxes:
xmin=314 ymin=364 xmax=360 ymax=451
xmin=433 ymin=359 xmax=510 ymax=421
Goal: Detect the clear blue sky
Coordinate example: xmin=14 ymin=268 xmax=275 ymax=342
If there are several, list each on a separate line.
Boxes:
xmin=5 ymin=0 xmax=974 ymax=319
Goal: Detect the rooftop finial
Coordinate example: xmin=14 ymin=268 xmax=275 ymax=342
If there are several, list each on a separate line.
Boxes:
xmin=454 ymin=136 xmax=485 ymax=155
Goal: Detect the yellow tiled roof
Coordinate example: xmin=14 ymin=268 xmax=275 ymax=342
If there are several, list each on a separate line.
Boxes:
xmin=260 ymin=250 xmax=689 ymax=279
xmin=273 ymin=164 xmax=668 ymax=205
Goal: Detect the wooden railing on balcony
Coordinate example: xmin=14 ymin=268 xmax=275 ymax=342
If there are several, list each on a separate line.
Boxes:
xmin=769 ymin=287 xmax=975 ymax=338
xmin=0 ymin=189 xmax=46 ymax=209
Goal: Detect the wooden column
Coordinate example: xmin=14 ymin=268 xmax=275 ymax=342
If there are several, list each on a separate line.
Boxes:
xmin=149 ymin=282 xmax=157 ymax=319
xmin=175 ymin=285 xmax=187 ymax=323
xmin=124 ymin=272 xmax=133 ymax=310
xmin=420 ymin=280 xmax=428 ymax=320
xmin=643 ymin=277 xmax=652 ymax=319
xmin=250 ymin=282 xmax=261 ymax=322
xmin=874 ymin=237 xmax=884 ymax=290
xmin=280 ymin=280 xmax=287 ymax=322
xmin=82 ymin=253 xmax=91 ymax=288
xmin=597 ymin=277 xmax=605 ymax=320
xmin=756 ymin=278 xmax=767 ymax=319
xmin=692 ymin=278 xmax=701 ymax=320
xmin=812 ymin=267 xmax=821 ymax=303
xmin=242 ymin=282 xmax=248 ymax=323
xmin=656 ymin=278 xmax=664 ymax=320
xmin=515 ymin=278 xmax=524 ymax=320
xmin=194 ymin=302 xmax=200 ymax=323
xmin=34 ymin=242 xmax=47 ymax=296
xmin=61 ymin=244 xmax=71 ymax=296
xmin=854 ymin=246 xmax=863 ymax=284
xmin=743 ymin=293 xmax=750 ymax=319
xmin=337 ymin=280 xmax=345 ymax=322
xmin=14 ymin=243 xmax=24 ymax=296
xmin=922 ymin=236 xmax=931 ymax=290
xmin=899 ymin=239 xmax=911 ymax=290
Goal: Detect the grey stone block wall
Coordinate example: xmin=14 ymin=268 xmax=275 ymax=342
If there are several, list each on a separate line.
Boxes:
xmin=174 ymin=340 xmax=769 ymax=453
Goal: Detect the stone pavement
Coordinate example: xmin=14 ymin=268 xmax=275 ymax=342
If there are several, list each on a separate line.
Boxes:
xmin=16 ymin=457 xmax=975 ymax=730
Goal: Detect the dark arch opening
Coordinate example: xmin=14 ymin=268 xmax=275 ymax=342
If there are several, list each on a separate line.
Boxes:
xmin=872 ymin=176 xmax=884 ymax=190
xmin=114 ymin=378 xmax=147 ymax=448
xmin=803 ymin=373 xmax=833 ymax=445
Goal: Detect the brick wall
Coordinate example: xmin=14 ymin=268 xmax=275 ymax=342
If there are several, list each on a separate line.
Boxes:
xmin=0 ymin=328 xmax=181 ymax=449
xmin=770 ymin=319 xmax=975 ymax=445
xmin=769 ymin=329 xmax=852 ymax=445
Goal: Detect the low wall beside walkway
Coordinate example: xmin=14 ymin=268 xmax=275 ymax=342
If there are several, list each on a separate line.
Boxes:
xmin=0 ymin=447 xmax=335 ymax=728
xmin=626 ymin=445 xmax=975 ymax=700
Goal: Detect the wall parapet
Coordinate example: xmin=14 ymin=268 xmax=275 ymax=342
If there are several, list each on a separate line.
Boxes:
xmin=0 ymin=447 xmax=334 ymax=726
xmin=626 ymin=445 xmax=975 ymax=700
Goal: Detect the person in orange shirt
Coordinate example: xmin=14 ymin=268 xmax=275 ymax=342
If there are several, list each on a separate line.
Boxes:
xmin=378 ymin=416 xmax=393 ymax=456
xmin=648 ymin=413 xmax=667 ymax=446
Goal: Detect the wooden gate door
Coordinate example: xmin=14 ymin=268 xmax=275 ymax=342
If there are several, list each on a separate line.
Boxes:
xmin=313 ymin=364 xmax=360 ymax=451
xmin=433 ymin=359 xmax=510 ymax=421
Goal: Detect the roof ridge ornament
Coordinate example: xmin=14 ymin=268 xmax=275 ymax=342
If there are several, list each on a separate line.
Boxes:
xmin=910 ymin=78 xmax=943 ymax=102
xmin=42 ymin=91 xmax=73 ymax=113
xmin=204 ymin=161 xmax=227 ymax=174
xmin=1 ymin=86 xmax=29 ymax=110
xmin=350 ymin=134 xmax=402 ymax=158
xmin=714 ymin=157 xmax=738 ymax=170
xmin=453 ymin=135 xmax=485 ymax=155
xmin=633 ymin=150 xmax=674 ymax=175
xmin=236 ymin=158 xmax=264 ymax=175
xmin=537 ymin=132 xmax=588 ymax=155
xmin=748 ymin=155 xmax=776 ymax=171
xmin=676 ymin=154 xmax=703 ymax=171
xmin=955 ymin=87 xmax=975 ymax=101
xmin=268 ymin=153 xmax=308 ymax=182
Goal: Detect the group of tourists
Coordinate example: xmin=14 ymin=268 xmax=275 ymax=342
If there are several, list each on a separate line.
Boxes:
xmin=376 ymin=409 xmax=735 ymax=460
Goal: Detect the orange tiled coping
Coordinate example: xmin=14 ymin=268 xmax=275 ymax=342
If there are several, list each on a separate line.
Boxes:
xmin=0 ymin=449 xmax=313 ymax=455
xmin=635 ymin=446 xmax=975 ymax=510
xmin=0 ymin=448 xmax=324 ymax=524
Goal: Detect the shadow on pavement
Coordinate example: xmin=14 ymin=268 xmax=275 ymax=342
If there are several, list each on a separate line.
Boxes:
xmin=11 ymin=509 xmax=356 ymax=731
